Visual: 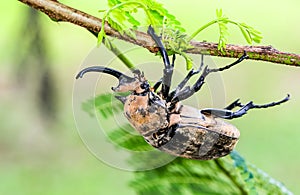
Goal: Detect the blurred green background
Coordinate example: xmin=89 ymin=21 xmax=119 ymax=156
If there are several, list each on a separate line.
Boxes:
xmin=1 ymin=0 xmax=299 ymax=194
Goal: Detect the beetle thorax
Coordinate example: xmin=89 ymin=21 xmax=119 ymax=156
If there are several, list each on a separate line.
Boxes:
xmin=123 ymin=94 xmax=169 ymax=136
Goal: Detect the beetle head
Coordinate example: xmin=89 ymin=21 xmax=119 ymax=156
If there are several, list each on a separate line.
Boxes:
xmin=113 ymin=69 xmax=149 ymax=94
xmin=76 ymin=66 xmax=149 ymax=94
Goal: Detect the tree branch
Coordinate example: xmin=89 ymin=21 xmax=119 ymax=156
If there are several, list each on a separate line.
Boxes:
xmin=18 ymin=0 xmax=300 ymax=66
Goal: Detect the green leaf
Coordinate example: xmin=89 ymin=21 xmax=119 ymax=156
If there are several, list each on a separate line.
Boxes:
xmin=124 ymin=12 xmax=140 ymax=29
xmin=191 ymin=9 xmax=263 ymax=51
xmin=252 ymin=36 xmax=261 ymax=43
xmin=82 ymin=93 xmax=123 ymax=118
xmin=130 ymin=158 xmax=242 ymax=194
xmin=217 ymin=20 xmax=229 ymax=52
xmin=105 ymin=0 xmax=184 ymax=33
xmin=239 ymin=23 xmax=262 ymax=44
xmin=103 ymin=37 xmax=112 ymax=50
xmin=239 ymin=25 xmax=252 ymax=44
xmin=160 ymin=27 xmax=194 ymax=70
xmin=230 ymin=151 xmax=257 ymax=193
xmin=216 ymin=8 xmax=223 ymax=18
xmin=108 ymin=124 xmax=153 ymax=151
xmin=181 ymin=53 xmax=193 ymax=70
xmin=97 ymin=27 xmax=105 ymax=45
xmin=107 ymin=11 xmax=126 ymax=34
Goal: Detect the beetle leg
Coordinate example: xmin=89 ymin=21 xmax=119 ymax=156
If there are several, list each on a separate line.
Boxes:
xmin=170 ymin=66 xmax=209 ymax=104
xmin=171 ymin=52 xmax=248 ymax=105
xmin=148 ymin=26 xmax=173 ymax=99
xmin=227 ymin=94 xmax=290 ymax=111
xmin=240 ymin=94 xmax=290 ymax=109
xmin=167 ymin=69 xmax=200 ymax=101
xmin=202 ymin=102 xmax=255 ymax=119
xmin=207 ymin=51 xmax=248 ymax=74
xmin=171 ymin=54 xmax=176 ymax=67
xmin=224 ymin=99 xmax=242 ymax=110
xmin=198 ymin=54 xmax=205 ymax=72
xmin=153 ymin=78 xmax=162 ymax=92
xmin=168 ymin=55 xmax=205 ymax=101
xmin=201 ymin=102 xmax=266 ymax=119
xmin=176 ymin=69 xmax=200 ymax=90
xmin=201 ymin=94 xmax=290 ymax=119
xmin=152 ymin=54 xmax=175 ymax=93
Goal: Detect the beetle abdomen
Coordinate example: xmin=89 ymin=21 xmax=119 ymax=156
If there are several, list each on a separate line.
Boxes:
xmin=153 ymin=124 xmax=239 ymax=160
xmin=143 ymin=105 xmax=240 ymax=160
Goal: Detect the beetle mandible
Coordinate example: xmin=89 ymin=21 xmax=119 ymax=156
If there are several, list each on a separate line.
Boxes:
xmin=76 ymin=26 xmax=290 ymax=160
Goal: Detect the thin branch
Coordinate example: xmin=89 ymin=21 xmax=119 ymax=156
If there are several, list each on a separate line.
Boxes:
xmin=189 ymin=42 xmax=300 ymax=66
xmin=18 ymin=0 xmax=300 ymax=66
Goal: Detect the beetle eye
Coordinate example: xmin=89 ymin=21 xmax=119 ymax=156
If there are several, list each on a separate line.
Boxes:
xmin=140 ymin=82 xmax=150 ymax=90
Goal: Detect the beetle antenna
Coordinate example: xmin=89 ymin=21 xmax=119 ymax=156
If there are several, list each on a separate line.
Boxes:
xmin=76 ymin=66 xmax=134 ymax=81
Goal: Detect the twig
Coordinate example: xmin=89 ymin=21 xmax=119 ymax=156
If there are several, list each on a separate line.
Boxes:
xmin=18 ymin=0 xmax=300 ymax=66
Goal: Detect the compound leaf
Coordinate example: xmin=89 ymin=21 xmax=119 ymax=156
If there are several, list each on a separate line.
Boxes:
xmin=108 ymin=124 xmax=153 ymax=151
xmin=191 ymin=9 xmax=263 ymax=51
xmin=82 ymin=93 xmax=123 ymax=118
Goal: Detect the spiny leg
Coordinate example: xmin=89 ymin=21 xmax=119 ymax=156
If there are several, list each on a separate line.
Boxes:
xmin=171 ymin=52 xmax=249 ymax=105
xmin=245 ymin=94 xmax=290 ymax=109
xmin=168 ymin=54 xmax=205 ymax=102
xmin=153 ymin=79 xmax=162 ymax=92
xmin=208 ymin=51 xmax=248 ymax=73
xmin=167 ymin=69 xmax=199 ymax=102
xmin=225 ymin=93 xmax=290 ymax=111
xmin=170 ymin=66 xmax=209 ymax=104
xmin=220 ymin=94 xmax=290 ymax=119
xmin=201 ymin=94 xmax=290 ymax=119
xmin=148 ymin=26 xmax=173 ymax=99
xmin=224 ymin=99 xmax=242 ymax=110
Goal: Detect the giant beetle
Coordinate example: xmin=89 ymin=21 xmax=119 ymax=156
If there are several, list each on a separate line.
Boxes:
xmin=76 ymin=26 xmax=289 ymax=160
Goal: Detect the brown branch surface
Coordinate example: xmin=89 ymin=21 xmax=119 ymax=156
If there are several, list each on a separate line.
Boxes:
xmin=19 ymin=0 xmax=300 ymax=66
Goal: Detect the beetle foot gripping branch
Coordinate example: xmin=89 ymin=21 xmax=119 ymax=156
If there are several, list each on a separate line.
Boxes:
xmin=201 ymin=94 xmax=290 ymax=119
xmin=76 ymin=26 xmax=290 ymax=160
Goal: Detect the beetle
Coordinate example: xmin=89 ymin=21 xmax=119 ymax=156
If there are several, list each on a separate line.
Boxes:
xmin=76 ymin=26 xmax=290 ymax=160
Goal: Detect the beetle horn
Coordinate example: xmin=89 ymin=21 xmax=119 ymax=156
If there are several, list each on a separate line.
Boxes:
xmin=76 ymin=66 xmax=138 ymax=92
xmin=76 ymin=66 xmax=134 ymax=81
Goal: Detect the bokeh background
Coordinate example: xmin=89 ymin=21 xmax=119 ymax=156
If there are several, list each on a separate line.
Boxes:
xmin=1 ymin=0 xmax=299 ymax=194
